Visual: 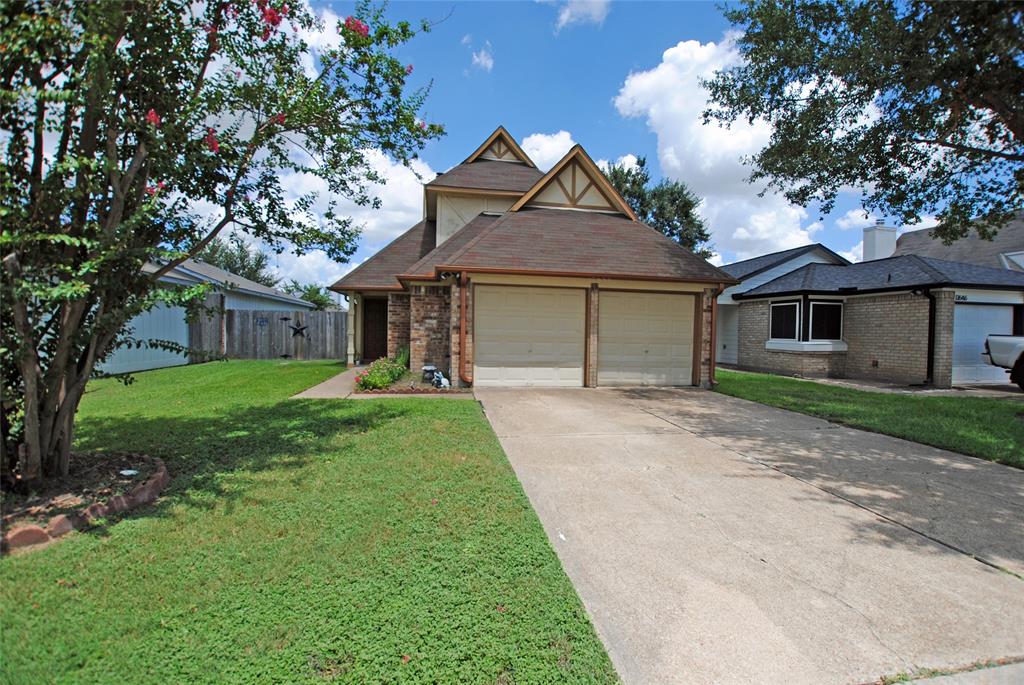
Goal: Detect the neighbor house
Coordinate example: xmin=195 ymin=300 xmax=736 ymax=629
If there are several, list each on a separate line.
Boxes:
xmin=101 ymin=259 xmax=315 ymax=374
xmin=330 ymin=126 xmax=735 ymax=388
xmin=730 ymin=255 xmax=1024 ymax=387
xmin=715 ymin=243 xmax=850 ymax=365
xmin=890 ymin=213 xmax=1024 ymax=271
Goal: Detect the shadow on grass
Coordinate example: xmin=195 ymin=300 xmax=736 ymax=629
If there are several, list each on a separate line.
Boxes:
xmin=73 ymin=399 xmax=408 ymax=525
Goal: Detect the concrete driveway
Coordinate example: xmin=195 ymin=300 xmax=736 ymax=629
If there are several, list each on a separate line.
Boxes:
xmin=475 ymin=387 xmax=1024 ymax=685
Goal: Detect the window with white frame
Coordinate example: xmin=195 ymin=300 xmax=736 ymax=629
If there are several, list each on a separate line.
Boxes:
xmin=809 ymin=301 xmax=843 ymax=340
xmin=769 ymin=302 xmax=799 ymax=340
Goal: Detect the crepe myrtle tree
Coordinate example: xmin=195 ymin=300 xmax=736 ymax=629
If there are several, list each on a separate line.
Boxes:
xmin=0 ymin=0 xmax=442 ymax=486
xmin=703 ymin=0 xmax=1023 ymax=242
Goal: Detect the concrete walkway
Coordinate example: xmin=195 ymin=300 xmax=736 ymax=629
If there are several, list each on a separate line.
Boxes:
xmin=291 ymin=366 xmax=357 ymax=398
xmin=476 ymin=387 xmax=1024 ymax=685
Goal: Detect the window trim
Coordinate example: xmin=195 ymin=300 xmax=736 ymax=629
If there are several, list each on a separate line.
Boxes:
xmin=808 ymin=301 xmax=844 ymax=341
xmin=768 ymin=300 xmax=801 ymax=341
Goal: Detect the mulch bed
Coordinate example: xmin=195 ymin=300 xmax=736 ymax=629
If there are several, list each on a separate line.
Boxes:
xmin=354 ymin=375 xmax=469 ymax=395
xmin=2 ymin=452 xmax=160 ymax=533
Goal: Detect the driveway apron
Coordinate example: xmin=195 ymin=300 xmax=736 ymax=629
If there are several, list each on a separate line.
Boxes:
xmin=475 ymin=387 xmax=1024 ymax=685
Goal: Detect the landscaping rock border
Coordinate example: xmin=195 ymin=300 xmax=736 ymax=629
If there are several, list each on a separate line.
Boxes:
xmin=2 ymin=459 xmax=169 ymax=554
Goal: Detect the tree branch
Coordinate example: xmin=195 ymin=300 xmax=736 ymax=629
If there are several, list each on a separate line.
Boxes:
xmin=907 ymin=137 xmax=1024 ymax=162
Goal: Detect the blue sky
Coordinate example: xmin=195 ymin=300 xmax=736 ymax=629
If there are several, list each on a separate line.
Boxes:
xmin=272 ymin=0 xmax=917 ymax=288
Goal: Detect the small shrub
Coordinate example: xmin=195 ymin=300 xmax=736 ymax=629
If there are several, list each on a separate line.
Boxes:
xmin=355 ymin=356 xmax=406 ymax=391
xmin=395 ymin=346 xmax=410 ymax=369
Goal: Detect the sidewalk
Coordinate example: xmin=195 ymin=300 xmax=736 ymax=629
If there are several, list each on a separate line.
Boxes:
xmin=290 ymin=366 xmax=358 ymax=399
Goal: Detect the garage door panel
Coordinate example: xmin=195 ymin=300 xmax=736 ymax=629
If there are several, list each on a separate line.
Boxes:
xmin=474 ymin=285 xmax=585 ymax=387
xmin=953 ymin=304 xmax=1014 ymax=385
xmin=598 ymin=292 xmax=694 ymax=386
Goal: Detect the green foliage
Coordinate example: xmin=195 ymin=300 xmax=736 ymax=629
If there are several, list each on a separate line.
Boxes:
xmin=714 ymin=369 xmax=1024 ymax=467
xmin=282 ymin=280 xmax=336 ymax=310
xmin=0 ymin=361 xmax=617 ymax=683
xmin=1 ymin=0 xmax=443 ymax=483
xmin=198 ymin=235 xmax=279 ymax=287
xmin=394 ymin=345 xmax=410 ymax=370
xmin=704 ymin=0 xmax=1024 ymax=243
xmin=604 ymin=157 xmax=713 ymax=257
xmin=354 ymin=356 xmax=406 ymax=390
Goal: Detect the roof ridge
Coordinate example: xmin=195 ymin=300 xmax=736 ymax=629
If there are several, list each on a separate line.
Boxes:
xmin=906 ymin=253 xmax=950 ymax=281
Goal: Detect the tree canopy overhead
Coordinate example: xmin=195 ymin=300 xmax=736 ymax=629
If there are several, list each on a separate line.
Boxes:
xmin=1 ymin=0 xmax=441 ymax=486
xmin=703 ymin=0 xmax=1023 ymax=243
xmin=604 ymin=157 xmax=713 ymax=258
xmin=197 ymin=235 xmax=280 ymax=288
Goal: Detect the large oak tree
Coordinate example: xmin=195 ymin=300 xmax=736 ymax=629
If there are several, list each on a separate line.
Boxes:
xmin=704 ymin=0 xmax=1023 ymax=242
xmin=1 ymin=0 xmax=442 ymax=486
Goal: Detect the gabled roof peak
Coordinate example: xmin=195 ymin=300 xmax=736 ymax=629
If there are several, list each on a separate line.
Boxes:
xmin=462 ymin=126 xmax=536 ymax=167
xmin=509 ymin=145 xmax=638 ymax=221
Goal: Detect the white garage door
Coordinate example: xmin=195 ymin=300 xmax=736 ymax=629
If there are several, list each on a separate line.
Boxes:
xmin=953 ymin=304 xmax=1014 ymax=384
xmin=598 ymin=292 xmax=694 ymax=386
xmin=474 ymin=285 xmax=585 ymax=387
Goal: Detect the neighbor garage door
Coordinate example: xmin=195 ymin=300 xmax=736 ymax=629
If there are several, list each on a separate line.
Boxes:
xmin=953 ymin=304 xmax=1014 ymax=384
xmin=473 ymin=285 xmax=585 ymax=387
xmin=598 ymin=291 xmax=694 ymax=386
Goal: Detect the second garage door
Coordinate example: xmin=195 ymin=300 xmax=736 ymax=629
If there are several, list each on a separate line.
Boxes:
xmin=598 ymin=291 xmax=695 ymax=386
xmin=953 ymin=304 xmax=1014 ymax=384
xmin=474 ymin=285 xmax=585 ymax=387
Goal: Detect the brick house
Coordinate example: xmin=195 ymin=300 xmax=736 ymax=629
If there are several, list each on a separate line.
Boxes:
xmin=729 ymin=254 xmax=1024 ymax=387
xmin=330 ymin=127 xmax=735 ymax=388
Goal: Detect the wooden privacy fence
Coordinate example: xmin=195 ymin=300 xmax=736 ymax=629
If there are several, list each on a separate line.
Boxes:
xmin=190 ymin=308 xmax=347 ymax=361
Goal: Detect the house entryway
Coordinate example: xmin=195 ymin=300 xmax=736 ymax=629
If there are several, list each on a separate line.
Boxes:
xmin=361 ymin=297 xmax=388 ymax=362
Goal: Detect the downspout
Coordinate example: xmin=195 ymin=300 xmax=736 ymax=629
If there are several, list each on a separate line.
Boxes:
xmin=925 ymin=288 xmax=936 ymax=384
xmin=459 ymin=271 xmax=472 ymax=385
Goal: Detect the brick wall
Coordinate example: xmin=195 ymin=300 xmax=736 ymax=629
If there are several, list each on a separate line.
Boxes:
xmin=737 ymin=300 xmax=846 ymax=377
xmin=844 ymin=293 xmax=929 ymax=383
xmin=699 ymin=288 xmax=714 ymax=387
xmin=410 ymin=285 xmax=452 ymax=377
xmin=586 ymin=285 xmax=599 ymax=387
xmin=387 ymin=293 xmax=410 ymax=359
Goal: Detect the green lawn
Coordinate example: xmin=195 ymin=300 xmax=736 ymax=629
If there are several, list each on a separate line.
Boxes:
xmin=0 ymin=361 xmax=617 ymax=684
xmin=714 ymin=368 xmax=1024 ymax=468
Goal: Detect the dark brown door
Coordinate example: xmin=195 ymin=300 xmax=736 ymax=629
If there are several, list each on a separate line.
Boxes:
xmin=362 ymin=298 xmax=388 ymax=361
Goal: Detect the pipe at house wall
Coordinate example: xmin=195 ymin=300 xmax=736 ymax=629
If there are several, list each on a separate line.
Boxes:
xmin=459 ymin=271 xmax=472 ymax=385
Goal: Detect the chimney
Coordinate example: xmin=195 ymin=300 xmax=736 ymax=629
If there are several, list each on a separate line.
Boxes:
xmin=862 ymin=219 xmax=897 ymax=261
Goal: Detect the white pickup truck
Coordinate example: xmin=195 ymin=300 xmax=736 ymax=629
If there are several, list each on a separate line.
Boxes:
xmin=984 ymin=335 xmax=1024 ymax=390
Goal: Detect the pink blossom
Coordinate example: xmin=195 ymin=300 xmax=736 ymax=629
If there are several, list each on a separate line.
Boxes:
xmin=204 ymin=127 xmax=220 ymax=153
xmin=227 ymin=4 xmax=239 ymax=19
xmin=235 ymin=69 xmax=242 ymax=78
xmin=405 ymin=64 xmax=413 ymax=75
xmin=262 ymin=26 xmax=272 ymax=41
xmin=281 ymin=3 xmax=289 ymax=15
xmin=274 ymin=113 xmax=286 ymax=125
xmin=262 ymin=6 xmax=281 ymax=27
xmin=419 ymin=121 xmax=426 ymax=130
xmin=145 ymin=109 xmax=161 ymax=127
xmin=344 ymin=16 xmax=369 ymax=37
xmin=146 ymin=181 xmax=166 ymax=196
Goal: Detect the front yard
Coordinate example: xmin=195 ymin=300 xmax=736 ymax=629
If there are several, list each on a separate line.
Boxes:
xmin=714 ymin=368 xmax=1024 ymax=468
xmin=0 ymin=361 xmax=617 ymax=684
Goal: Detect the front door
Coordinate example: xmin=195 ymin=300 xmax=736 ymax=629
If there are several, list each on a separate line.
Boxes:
xmin=362 ymin=298 xmax=388 ymax=362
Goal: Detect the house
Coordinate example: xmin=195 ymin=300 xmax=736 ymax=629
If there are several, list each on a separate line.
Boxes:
xmin=888 ymin=213 xmax=1024 ymax=271
xmin=715 ymin=244 xmax=850 ymax=365
xmin=330 ymin=126 xmax=735 ymax=388
xmin=730 ymin=254 xmax=1024 ymax=387
xmin=100 ymin=259 xmax=315 ymax=374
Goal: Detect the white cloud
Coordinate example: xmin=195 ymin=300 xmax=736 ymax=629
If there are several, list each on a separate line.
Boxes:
xmin=707 ymin=252 xmax=724 ymax=267
xmin=461 ymin=33 xmax=472 ymax=46
xmin=522 ymin=130 xmax=576 ymax=170
xmin=550 ymin=0 xmax=610 ymax=31
xmin=471 ymin=41 xmax=494 ymax=72
xmin=836 ymin=208 xmax=880 ymax=230
xmin=614 ymin=35 xmax=823 ymax=261
xmin=597 ymin=153 xmax=639 ymax=172
xmin=839 ymin=240 xmax=863 ymax=263
xmin=294 ymin=2 xmax=344 ymax=78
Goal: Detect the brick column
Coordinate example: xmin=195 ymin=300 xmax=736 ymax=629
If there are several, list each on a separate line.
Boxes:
xmin=449 ymin=279 xmax=462 ymax=388
xmin=699 ymin=288 xmax=714 ymax=388
xmin=386 ymin=293 xmax=410 ymax=358
xmin=410 ymin=285 xmax=452 ymax=378
xmin=586 ymin=284 xmax=599 ymax=387
xmin=931 ymin=289 xmax=955 ymax=388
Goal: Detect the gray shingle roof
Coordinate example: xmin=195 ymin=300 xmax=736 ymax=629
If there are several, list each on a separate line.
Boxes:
xmin=735 ymin=254 xmax=1024 ymax=299
xmin=721 ymin=243 xmax=849 ymax=279
xmin=145 ymin=259 xmax=314 ymax=307
xmin=893 ymin=214 xmax=1024 ymax=271
xmin=427 ymin=160 xmax=544 ymax=193
xmin=330 ymin=220 xmax=436 ymax=291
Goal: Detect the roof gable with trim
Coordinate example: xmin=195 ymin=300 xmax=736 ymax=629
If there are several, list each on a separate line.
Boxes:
xmin=462 ymin=126 xmax=536 ymax=167
xmin=510 ymin=145 xmax=638 ymax=220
